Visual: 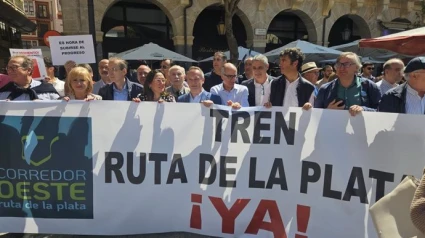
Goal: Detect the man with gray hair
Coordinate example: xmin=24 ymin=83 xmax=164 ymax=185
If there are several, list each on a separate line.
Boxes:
xmin=166 ymin=65 xmax=190 ymax=98
xmin=241 ymin=54 xmax=274 ymax=106
xmin=237 ymin=56 xmax=253 ymax=84
xmin=315 ymin=52 xmax=381 ymax=116
xmin=379 ymin=57 xmax=425 ymax=114
xmin=376 ymin=58 xmax=405 ymax=95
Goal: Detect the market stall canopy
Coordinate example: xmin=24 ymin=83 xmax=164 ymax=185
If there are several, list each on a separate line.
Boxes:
xmin=199 ymin=46 xmax=261 ymax=62
xmin=264 ymin=40 xmax=342 ymax=63
xmin=331 ymin=40 xmax=396 ymax=59
xmin=114 ymin=42 xmax=197 ymax=62
xmin=358 ymin=27 xmax=425 ymax=56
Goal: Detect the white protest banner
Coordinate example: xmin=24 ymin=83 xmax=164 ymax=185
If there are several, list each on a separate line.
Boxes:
xmin=9 ymin=49 xmax=47 ymax=80
xmin=0 ymin=102 xmax=424 ymax=238
xmin=49 ymin=35 xmax=95 ymax=65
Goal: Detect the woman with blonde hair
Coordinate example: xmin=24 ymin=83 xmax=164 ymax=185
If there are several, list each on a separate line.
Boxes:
xmin=62 ymin=66 xmax=102 ymax=101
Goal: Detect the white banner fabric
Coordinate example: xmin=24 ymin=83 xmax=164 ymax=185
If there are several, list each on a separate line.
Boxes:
xmin=0 ymin=101 xmax=424 ymax=238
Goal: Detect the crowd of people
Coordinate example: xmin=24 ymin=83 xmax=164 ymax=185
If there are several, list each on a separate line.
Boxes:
xmin=1 ymin=48 xmax=425 ymax=235
xmin=0 ymin=47 xmax=424 ymax=117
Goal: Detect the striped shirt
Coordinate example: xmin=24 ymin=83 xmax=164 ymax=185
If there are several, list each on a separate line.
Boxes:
xmin=376 ymin=79 xmax=397 ymax=96
xmin=405 ymin=84 xmax=425 ymax=114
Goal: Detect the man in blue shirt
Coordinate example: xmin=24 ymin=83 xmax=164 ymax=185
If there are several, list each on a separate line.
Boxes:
xmin=98 ymin=57 xmax=143 ymax=101
xmin=210 ymin=63 xmax=249 ymax=109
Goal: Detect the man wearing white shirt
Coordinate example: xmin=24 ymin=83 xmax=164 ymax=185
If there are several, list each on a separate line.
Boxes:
xmin=376 ymin=58 xmax=404 ymax=96
xmin=379 ymin=57 xmax=425 ymax=114
xmin=268 ymin=48 xmax=315 ymax=110
xmin=242 ymin=54 xmax=273 ymax=106
xmin=44 ymin=57 xmax=65 ymax=97
xmin=210 ymin=63 xmax=249 ymax=109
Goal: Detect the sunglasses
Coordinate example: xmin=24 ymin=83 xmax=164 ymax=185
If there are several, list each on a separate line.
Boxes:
xmin=367 ymin=67 xmax=374 ymax=70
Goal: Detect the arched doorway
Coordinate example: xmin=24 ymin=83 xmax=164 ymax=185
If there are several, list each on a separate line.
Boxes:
xmin=192 ymin=5 xmax=247 ymax=61
xmin=266 ymin=10 xmax=316 ymax=52
xmin=328 ymin=15 xmax=371 ymax=47
xmin=101 ymin=0 xmax=174 ymax=59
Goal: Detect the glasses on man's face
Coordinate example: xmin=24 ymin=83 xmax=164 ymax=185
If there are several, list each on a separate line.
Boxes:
xmin=108 ymin=67 xmax=121 ymax=72
xmin=335 ymin=62 xmax=355 ymax=68
xmin=224 ymin=74 xmax=237 ymax=79
xmin=6 ymin=65 xmax=24 ymax=72
xmin=367 ymin=67 xmax=374 ymax=70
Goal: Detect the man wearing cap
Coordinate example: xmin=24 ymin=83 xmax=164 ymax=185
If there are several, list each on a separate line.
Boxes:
xmin=315 ymin=52 xmax=381 ymax=116
xmin=379 ymin=57 xmax=425 ymax=114
xmin=241 ymin=54 xmax=274 ymax=106
xmin=301 ymin=62 xmax=321 ymax=96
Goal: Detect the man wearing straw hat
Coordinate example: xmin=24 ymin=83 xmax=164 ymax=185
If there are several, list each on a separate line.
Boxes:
xmin=301 ymin=62 xmax=321 ymax=96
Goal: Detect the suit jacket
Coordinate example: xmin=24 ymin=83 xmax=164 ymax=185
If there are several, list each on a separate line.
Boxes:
xmin=98 ymin=78 xmax=143 ymax=101
xmin=315 ymin=76 xmax=381 ymax=111
xmin=242 ymin=75 xmax=274 ymax=106
xmin=378 ymin=83 xmax=407 ymax=113
xmin=269 ymin=74 xmax=315 ymax=107
xmin=177 ymin=91 xmax=222 ymax=105
xmin=93 ymin=80 xmax=108 ymax=95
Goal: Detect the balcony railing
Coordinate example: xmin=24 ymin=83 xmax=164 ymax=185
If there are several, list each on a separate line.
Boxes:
xmin=3 ymin=0 xmax=25 ymax=14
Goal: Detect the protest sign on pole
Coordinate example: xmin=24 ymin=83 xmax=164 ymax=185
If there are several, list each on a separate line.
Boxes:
xmin=0 ymin=102 xmax=424 ymax=237
xmin=48 ymin=35 xmax=96 ymax=65
xmin=9 ymin=48 xmax=47 ymax=80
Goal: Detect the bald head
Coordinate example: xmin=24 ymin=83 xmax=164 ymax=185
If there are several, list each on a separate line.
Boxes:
xmin=221 ymin=63 xmax=238 ymax=90
xmin=137 ymin=65 xmax=151 ymax=85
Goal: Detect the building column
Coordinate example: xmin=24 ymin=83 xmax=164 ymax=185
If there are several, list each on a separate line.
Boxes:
xmin=95 ymin=31 xmax=104 ymax=60
xmin=173 ymin=35 xmax=195 ymax=59
xmin=246 ymin=38 xmax=267 ymax=53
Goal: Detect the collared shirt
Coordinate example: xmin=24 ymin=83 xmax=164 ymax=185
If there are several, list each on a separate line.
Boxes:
xmin=113 ymin=82 xmax=128 ymax=101
xmin=283 ymin=78 xmax=315 ymax=107
xmin=166 ymin=85 xmax=190 ymax=98
xmin=405 ymin=84 xmax=425 ymax=114
xmin=254 ymin=78 xmax=271 ymax=106
xmin=210 ymin=83 xmax=249 ymax=107
xmin=337 ymin=76 xmax=361 ymax=109
xmin=190 ymin=90 xmax=205 ymax=103
xmin=376 ymin=78 xmax=397 ymax=96
xmin=0 ymin=80 xmax=59 ymax=100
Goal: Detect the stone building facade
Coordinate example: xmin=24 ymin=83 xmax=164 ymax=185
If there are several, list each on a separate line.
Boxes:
xmin=59 ymin=0 xmax=423 ymax=61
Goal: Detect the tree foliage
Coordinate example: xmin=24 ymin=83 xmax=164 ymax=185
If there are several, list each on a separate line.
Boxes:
xmin=223 ymin=0 xmax=241 ymax=65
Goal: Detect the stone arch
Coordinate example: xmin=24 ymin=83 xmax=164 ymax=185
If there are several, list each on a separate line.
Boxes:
xmin=379 ymin=7 xmax=418 ymax=25
xmin=187 ymin=0 xmax=254 ymax=43
xmin=325 ymin=4 xmax=374 ymax=43
xmin=96 ymin=0 xmax=177 ymax=37
xmin=266 ymin=9 xmax=318 ymax=44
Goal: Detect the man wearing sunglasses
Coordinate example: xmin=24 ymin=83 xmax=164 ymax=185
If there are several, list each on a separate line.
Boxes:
xmin=361 ymin=62 xmax=376 ymax=82
xmin=315 ymin=52 xmax=381 ymax=116
xmin=210 ymin=63 xmax=249 ymax=109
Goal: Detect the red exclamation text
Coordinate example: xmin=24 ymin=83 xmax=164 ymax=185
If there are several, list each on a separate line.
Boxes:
xmin=190 ymin=193 xmax=202 ymax=229
xmin=295 ymin=205 xmax=310 ymax=238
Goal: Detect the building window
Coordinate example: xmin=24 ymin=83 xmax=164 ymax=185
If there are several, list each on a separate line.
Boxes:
xmin=0 ymin=22 xmax=6 ymax=39
xmin=24 ymin=0 xmax=35 ymax=16
xmin=22 ymin=40 xmax=38 ymax=49
xmin=36 ymin=2 xmax=49 ymax=19
xmin=37 ymin=22 xmax=49 ymax=38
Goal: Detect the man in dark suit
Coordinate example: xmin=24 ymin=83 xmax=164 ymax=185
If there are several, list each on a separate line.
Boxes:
xmin=98 ymin=57 xmax=143 ymax=101
xmin=242 ymin=54 xmax=274 ymax=107
xmin=177 ymin=66 xmax=221 ymax=106
xmin=268 ymin=47 xmax=315 ymax=110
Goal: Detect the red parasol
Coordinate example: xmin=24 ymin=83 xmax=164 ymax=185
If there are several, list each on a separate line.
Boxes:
xmin=358 ymin=27 xmax=425 ymax=56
